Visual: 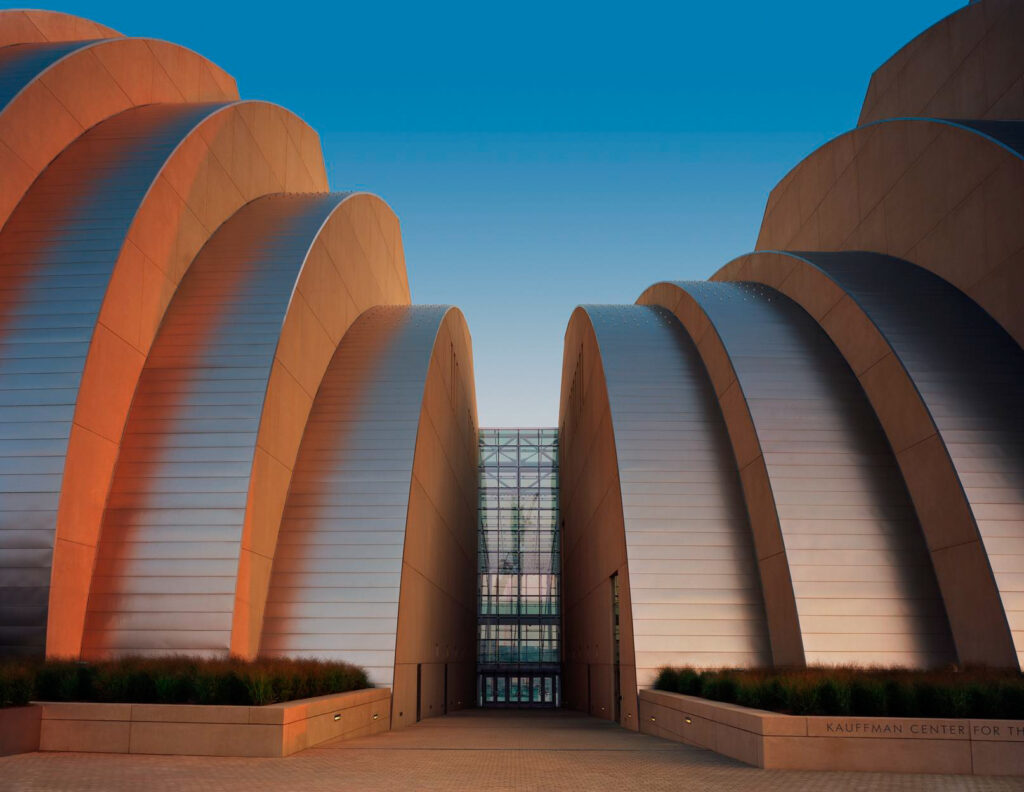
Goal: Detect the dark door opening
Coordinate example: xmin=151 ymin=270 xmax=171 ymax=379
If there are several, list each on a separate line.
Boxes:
xmin=479 ymin=673 xmax=560 ymax=708
xmin=611 ymin=572 xmax=621 ymax=723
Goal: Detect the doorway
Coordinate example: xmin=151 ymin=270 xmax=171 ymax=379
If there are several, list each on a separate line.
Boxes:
xmin=480 ymin=673 xmax=559 ymax=708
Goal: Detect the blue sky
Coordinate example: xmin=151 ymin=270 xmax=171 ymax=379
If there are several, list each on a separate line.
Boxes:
xmin=47 ymin=0 xmax=964 ymax=426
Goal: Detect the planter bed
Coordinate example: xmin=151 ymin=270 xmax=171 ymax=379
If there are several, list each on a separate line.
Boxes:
xmin=22 ymin=687 xmax=390 ymax=758
xmin=639 ymin=689 xmax=1024 ymax=776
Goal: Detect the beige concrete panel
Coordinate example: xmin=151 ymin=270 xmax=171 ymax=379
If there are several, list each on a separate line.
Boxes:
xmin=39 ymin=719 xmax=131 ymax=753
xmin=764 ymin=734 xmax=973 ymax=773
xmin=130 ymin=705 xmax=249 ymax=725
xmin=391 ymin=664 xmax=418 ymax=730
xmin=973 ymin=740 xmax=1024 ymax=776
xmin=0 ymin=10 xmax=119 ymax=46
xmin=859 ymin=0 xmax=1024 ymax=124
xmin=558 ymin=312 xmax=624 ymax=721
xmin=395 ymin=309 xmax=477 ymax=721
xmin=128 ymin=722 xmax=280 ymax=757
xmin=0 ymin=705 xmax=40 ymax=756
xmin=754 ymin=119 xmax=1024 ymax=347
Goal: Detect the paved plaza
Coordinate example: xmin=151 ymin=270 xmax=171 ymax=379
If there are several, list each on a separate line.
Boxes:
xmin=2 ymin=709 xmax=1022 ymax=791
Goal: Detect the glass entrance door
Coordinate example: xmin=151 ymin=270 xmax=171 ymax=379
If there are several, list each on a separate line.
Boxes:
xmin=480 ymin=674 xmax=559 ymax=708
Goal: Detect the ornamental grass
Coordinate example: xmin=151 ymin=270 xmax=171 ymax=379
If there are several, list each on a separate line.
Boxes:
xmin=0 ymin=656 xmax=369 ymax=708
xmin=654 ymin=666 xmax=1024 ymax=720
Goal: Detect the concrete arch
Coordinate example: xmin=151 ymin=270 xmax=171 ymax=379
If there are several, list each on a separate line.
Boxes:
xmin=0 ymin=10 xmax=119 ymax=47
xmin=0 ymin=99 xmax=326 ymax=656
xmin=261 ymin=305 xmax=478 ymax=729
xmin=713 ymin=250 xmax=1024 ymax=668
xmin=81 ymin=192 xmax=408 ymax=659
xmin=638 ymin=281 xmax=955 ymax=668
xmin=757 ymin=117 xmax=1024 ymax=346
xmin=859 ymin=0 xmax=1024 ymax=124
xmin=559 ymin=305 xmax=771 ymax=726
xmin=0 ymin=36 xmax=237 ymax=231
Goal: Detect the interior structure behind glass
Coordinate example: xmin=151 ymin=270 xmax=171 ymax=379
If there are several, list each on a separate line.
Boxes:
xmin=477 ymin=428 xmax=561 ymax=707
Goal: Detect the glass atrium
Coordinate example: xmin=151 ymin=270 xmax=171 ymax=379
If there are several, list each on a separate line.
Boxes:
xmin=477 ymin=428 xmax=561 ymax=707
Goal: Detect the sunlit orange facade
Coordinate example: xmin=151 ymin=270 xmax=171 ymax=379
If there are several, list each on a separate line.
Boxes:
xmin=0 ymin=1 xmax=1021 ymax=746
xmin=0 ymin=9 xmax=476 ymax=726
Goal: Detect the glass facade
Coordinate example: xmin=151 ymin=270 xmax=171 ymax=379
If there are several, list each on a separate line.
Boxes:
xmin=477 ymin=428 xmax=561 ymax=707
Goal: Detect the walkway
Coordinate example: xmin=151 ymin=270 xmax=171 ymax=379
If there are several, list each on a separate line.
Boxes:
xmin=2 ymin=709 xmax=1020 ymax=791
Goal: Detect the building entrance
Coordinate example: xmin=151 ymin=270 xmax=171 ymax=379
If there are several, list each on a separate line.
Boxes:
xmin=477 ymin=429 xmax=561 ymax=708
xmin=479 ymin=674 xmax=560 ymax=707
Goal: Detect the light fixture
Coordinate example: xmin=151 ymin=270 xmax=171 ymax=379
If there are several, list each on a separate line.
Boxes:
xmin=333 ymin=714 xmax=341 ymax=721
xmin=373 ymin=713 xmax=380 ymax=720
xmin=685 ymin=717 xmax=692 ymax=724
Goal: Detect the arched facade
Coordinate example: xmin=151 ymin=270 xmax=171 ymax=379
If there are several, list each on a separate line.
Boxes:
xmin=560 ymin=305 xmax=771 ymax=729
xmin=81 ymin=193 xmax=408 ymax=659
xmin=0 ymin=9 xmax=477 ymax=719
xmin=261 ymin=306 xmax=478 ymax=726
xmin=712 ymin=251 xmax=1024 ymax=667
xmin=560 ymin=0 xmax=1024 ymax=728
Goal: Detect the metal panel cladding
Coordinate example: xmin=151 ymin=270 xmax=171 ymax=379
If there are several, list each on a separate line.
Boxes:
xmin=0 ymin=102 xmax=228 ymax=654
xmin=673 ymin=281 xmax=956 ymax=667
xmin=795 ymin=252 xmax=1024 ymax=667
xmin=81 ymin=194 xmax=349 ymax=657
xmin=0 ymin=39 xmax=99 ymax=109
xmin=260 ymin=305 xmax=451 ymax=688
xmin=585 ymin=305 xmax=771 ymax=685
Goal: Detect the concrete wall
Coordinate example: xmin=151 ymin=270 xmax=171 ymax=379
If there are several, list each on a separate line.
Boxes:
xmin=393 ymin=308 xmax=479 ymax=727
xmin=559 ymin=309 xmax=631 ymax=726
xmin=35 ymin=688 xmax=390 ymax=757
xmin=640 ymin=689 xmax=1024 ymax=776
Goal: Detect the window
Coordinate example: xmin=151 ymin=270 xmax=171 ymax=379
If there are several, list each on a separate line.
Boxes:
xmin=477 ymin=428 xmax=561 ymax=708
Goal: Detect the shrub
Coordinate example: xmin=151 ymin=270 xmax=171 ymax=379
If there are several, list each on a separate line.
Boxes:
xmin=652 ymin=665 xmax=1024 ymax=719
xmin=0 ymin=656 xmax=370 ymax=708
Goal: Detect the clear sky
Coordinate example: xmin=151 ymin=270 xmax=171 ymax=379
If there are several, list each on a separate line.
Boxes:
xmin=46 ymin=0 xmax=965 ymax=426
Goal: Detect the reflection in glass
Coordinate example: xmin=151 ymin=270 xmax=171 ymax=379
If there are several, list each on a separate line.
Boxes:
xmin=477 ymin=428 xmax=561 ymax=707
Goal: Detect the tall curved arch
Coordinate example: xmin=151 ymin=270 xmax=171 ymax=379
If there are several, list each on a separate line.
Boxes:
xmin=559 ymin=305 xmax=770 ymax=726
xmin=261 ymin=305 xmax=478 ymax=729
xmin=0 ymin=37 xmax=237 ymax=230
xmin=756 ymin=117 xmax=1024 ymax=345
xmin=0 ymin=99 xmax=326 ymax=656
xmin=0 ymin=10 xmax=119 ymax=47
xmin=81 ymin=193 xmax=407 ymax=658
xmin=639 ymin=281 xmax=955 ymax=668
xmin=713 ymin=250 xmax=1024 ymax=667
xmin=859 ymin=0 xmax=1023 ymax=124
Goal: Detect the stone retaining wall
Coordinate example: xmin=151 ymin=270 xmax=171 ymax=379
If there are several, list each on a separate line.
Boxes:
xmin=0 ymin=705 xmax=41 ymax=756
xmin=639 ymin=689 xmax=1023 ymax=775
xmin=28 ymin=687 xmax=390 ymax=757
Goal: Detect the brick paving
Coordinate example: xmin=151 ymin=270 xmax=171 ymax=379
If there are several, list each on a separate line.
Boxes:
xmin=2 ymin=709 xmax=1021 ymax=791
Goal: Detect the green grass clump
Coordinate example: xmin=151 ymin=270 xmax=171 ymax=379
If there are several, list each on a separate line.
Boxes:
xmin=0 ymin=656 xmax=370 ymax=708
xmin=653 ymin=665 xmax=1024 ymax=719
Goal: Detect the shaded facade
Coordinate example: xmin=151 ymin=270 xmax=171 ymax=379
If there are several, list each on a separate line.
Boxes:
xmin=559 ymin=0 xmax=1024 ymax=728
xmin=0 ymin=9 xmax=476 ymax=727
